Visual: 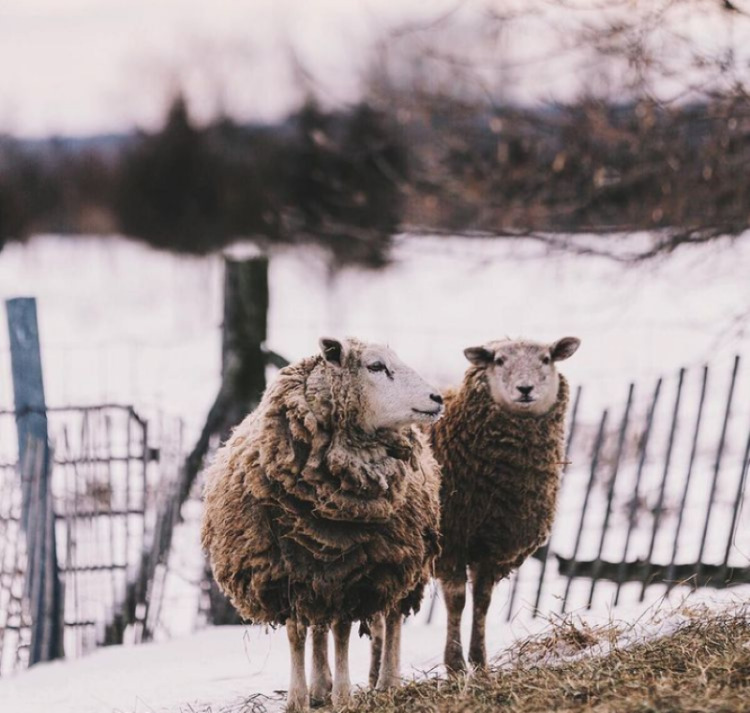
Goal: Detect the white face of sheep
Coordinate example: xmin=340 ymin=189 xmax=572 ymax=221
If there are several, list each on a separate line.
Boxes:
xmin=319 ymin=337 xmax=444 ymax=431
xmin=464 ymin=337 xmax=580 ymax=416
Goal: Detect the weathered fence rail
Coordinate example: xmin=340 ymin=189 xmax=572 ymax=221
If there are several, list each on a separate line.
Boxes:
xmin=555 ymin=555 xmax=750 ymax=588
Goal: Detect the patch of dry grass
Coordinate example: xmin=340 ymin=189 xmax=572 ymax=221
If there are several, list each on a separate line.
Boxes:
xmin=341 ymin=606 xmax=750 ymax=713
xmin=183 ymin=691 xmax=285 ymax=713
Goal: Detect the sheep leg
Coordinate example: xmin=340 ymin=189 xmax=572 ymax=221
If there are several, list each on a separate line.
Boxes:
xmin=442 ymin=578 xmax=467 ymax=674
xmin=310 ymin=625 xmax=332 ymax=706
xmin=331 ymin=619 xmax=352 ymax=706
xmin=468 ymin=564 xmax=495 ymax=669
xmin=286 ymin=619 xmax=309 ymax=712
xmin=376 ymin=609 xmax=402 ymax=690
xmin=368 ymin=613 xmax=385 ymax=688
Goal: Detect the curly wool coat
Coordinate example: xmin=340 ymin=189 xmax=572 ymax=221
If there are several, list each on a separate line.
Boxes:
xmin=201 ymin=352 xmax=441 ymax=627
xmin=432 ymin=367 xmax=569 ymax=583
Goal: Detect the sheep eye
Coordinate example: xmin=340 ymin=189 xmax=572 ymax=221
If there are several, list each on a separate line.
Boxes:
xmin=495 ymin=357 xmax=505 ymax=367
xmin=542 ymin=355 xmax=551 ymax=365
xmin=367 ymin=362 xmax=387 ymax=373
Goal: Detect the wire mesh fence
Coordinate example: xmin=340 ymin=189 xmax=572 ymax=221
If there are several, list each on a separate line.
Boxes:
xmin=0 ymin=442 xmax=33 ymax=675
xmin=0 ymin=405 xmax=184 ymax=676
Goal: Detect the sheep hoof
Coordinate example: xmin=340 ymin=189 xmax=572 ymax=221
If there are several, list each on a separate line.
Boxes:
xmin=309 ymin=681 xmax=332 ymax=707
xmin=286 ymin=691 xmax=310 ymax=713
xmin=470 ymin=661 xmax=489 ymax=677
xmin=468 ymin=650 xmax=487 ymax=670
xmin=309 ymin=688 xmax=331 ymax=708
xmin=331 ymin=681 xmax=351 ymax=707
xmin=376 ymin=674 xmax=402 ymax=691
xmin=445 ymin=654 xmax=467 ymax=676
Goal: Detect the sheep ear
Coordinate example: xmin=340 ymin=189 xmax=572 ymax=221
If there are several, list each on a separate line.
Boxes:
xmin=464 ymin=346 xmax=494 ymax=366
xmin=550 ymin=337 xmax=580 ymax=362
xmin=319 ymin=337 xmax=345 ymax=366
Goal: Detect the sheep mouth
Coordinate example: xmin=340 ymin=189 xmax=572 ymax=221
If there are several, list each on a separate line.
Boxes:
xmin=515 ymin=396 xmax=536 ymax=405
xmin=412 ymin=407 xmax=442 ymax=418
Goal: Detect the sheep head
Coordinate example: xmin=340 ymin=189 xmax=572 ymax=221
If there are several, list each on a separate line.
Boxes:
xmin=463 ymin=337 xmax=580 ymax=416
xmin=319 ymin=337 xmax=444 ymax=433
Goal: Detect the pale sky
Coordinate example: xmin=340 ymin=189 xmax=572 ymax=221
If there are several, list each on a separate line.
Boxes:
xmin=0 ymin=0 xmax=746 ymax=137
xmin=0 ymin=0 xmax=461 ymax=136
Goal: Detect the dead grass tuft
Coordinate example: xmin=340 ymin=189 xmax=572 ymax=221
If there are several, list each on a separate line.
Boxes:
xmin=503 ymin=615 xmax=621 ymax=666
xmin=340 ymin=606 xmax=750 ymax=713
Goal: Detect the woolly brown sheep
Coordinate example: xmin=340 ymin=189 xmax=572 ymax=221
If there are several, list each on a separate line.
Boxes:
xmin=201 ymin=337 xmax=443 ymax=711
xmin=431 ymin=336 xmax=580 ymax=673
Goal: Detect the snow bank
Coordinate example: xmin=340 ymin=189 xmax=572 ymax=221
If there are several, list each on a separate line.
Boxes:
xmin=2 ymin=231 xmax=750 ymax=438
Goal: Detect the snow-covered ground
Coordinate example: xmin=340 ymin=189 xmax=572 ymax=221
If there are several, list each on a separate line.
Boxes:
xmin=1 ymin=232 xmax=749 ymax=711
xmin=3 ymin=584 xmax=748 ymax=713
xmin=2 ymin=231 xmax=750 ymax=433
xmin=0 ymin=610 xmax=546 ymax=713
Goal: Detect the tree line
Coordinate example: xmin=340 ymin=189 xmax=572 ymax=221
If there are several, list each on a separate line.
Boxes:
xmin=1 ymin=90 xmax=750 ymax=265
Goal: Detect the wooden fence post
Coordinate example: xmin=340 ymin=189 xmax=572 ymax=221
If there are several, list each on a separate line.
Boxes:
xmin=174 ymin=255 xmax=276 ymax=624
xmin=180 ymin=255 xmax=271 ymax=505
xmin=219 ymin=256 xmax=270 ymax=433
xmin=6 ymin=297 xmax=64 ymax=663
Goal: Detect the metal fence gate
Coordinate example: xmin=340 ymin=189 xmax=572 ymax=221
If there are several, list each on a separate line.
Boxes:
xmin=0 ymin=405 xmax=184 ymax=676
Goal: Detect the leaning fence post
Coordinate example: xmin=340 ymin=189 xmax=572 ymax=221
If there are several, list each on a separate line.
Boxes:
xmin=6 ymin=298 xmax=47 ymax=530
xmin=530 ymin=384 xmax=582 ymax=617
xmin=561 ymin=407 xmax=608 ymax=613
xmin=587 ymin=383 xmax=635 ymax=609
xmin=6 ymin=297 xmax=64 ymax=664
xmin=696 ymin=355 xmax=740 ymax=585
xmin=638 ymin=368 xmax=685 ymax=601
xmin=666 ymin=365 xmax=708 ymax=592
xmin=720 ymin=419 xmax=750 ymax=584
xmin=614 ymin=377 xmax=662 ymax=606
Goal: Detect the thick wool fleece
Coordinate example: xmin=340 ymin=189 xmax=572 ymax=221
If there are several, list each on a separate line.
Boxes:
xmin=201 ymin=352 xmax=440 ymax=626
xmin=432 ymin=367 xmax=569 ymax=583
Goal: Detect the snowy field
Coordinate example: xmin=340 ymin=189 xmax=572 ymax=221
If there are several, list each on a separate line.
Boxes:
xmin=1 ymin=231 xmax=750 ymax=434
xmin=1 ymin=232 xmax=749 ymax=712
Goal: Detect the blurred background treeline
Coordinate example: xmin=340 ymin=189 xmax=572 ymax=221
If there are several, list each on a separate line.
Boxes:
xmin=2 ymin=0 xmax=750 ymax=267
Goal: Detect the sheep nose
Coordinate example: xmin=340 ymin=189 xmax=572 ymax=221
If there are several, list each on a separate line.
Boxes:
xmin=517 ymin=385 xmax=534 ymax=396
xmin=430 ymin=393 xmax=443 ymax=405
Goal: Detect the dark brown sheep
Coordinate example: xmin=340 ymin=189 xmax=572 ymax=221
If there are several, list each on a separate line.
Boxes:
xmin=201 ymin=337 xmax=442 ymax=710
xmin=431 ymin=337 xmax=580 ymax=673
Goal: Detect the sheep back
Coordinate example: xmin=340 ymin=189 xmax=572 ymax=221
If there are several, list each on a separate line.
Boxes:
xmin=201 ymin=356 xmax=440 ymax=626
